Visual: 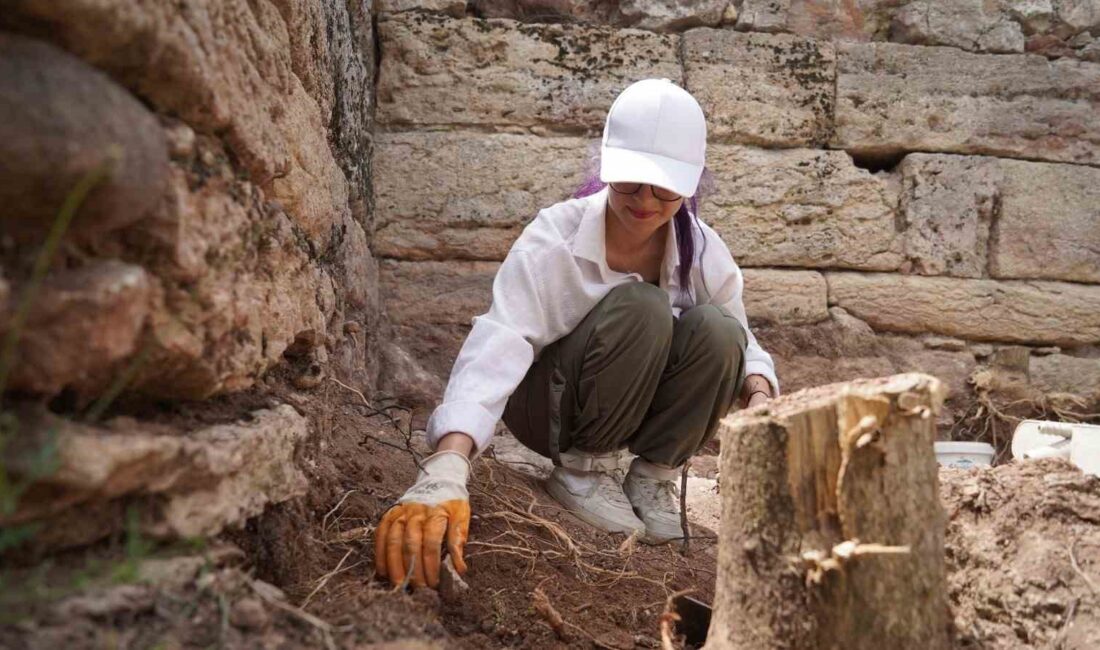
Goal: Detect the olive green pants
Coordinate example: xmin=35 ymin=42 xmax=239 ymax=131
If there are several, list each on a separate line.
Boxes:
xmin=503 ymin=282 xmax=748 ymax=469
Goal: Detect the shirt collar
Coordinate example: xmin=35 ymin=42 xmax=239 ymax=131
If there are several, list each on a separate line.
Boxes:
xmin=571 ymin=187 xmax=608 ymax=268
xmin=571 ymin=186 xmax=684 ymax=286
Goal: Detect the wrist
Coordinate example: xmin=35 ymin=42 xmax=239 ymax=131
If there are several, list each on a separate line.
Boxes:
xmin=436 ymin=432 xmax=476 ymax=458
xmin=742 ymin=374 xmax=772 ymax=397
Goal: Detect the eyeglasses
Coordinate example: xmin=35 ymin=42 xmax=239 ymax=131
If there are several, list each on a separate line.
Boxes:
xmin=608 ymin=182 xmax=682 ymax=202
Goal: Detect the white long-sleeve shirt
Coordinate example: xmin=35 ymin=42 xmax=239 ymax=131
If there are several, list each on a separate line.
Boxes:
xmin=426 ymin=186 xmax=780 ymax=452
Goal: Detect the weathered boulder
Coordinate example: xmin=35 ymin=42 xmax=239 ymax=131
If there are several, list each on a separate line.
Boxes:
xmin=742 ymin=269 xmax=829 ymax=325
xmin=379 ymin=341 xmax=446 ymax=408
xmin=897 ymin=154 xmax=1001 ymax=278
xmin=702 ymin=145 xmax=903 ymax=270
xmin=3 ymin=405 xmax=309 ymax=548
xmin=373 ymin=131 xmax=589 ymax=261
xmin=1 ymin=261 xmax=154 ymax=397
xmin=0 ymin=34 xmax=168 ymax=245
xmin=990 ymin=158 xmax=1100 ymax=283
xmin=376 ymin=13 xmax=681 ymax=131
xmin=826 ymin=272 xmax=1100 ymax=346
xmin=1 ymin=0 xmax=352 ymax=248
xmin=833 ymin=41 xmax=1100 ymax=166
xmin=683 ymin=28 xmax=835 ymax=147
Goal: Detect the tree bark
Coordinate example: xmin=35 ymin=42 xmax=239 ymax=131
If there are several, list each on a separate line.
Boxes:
xmin=706 ymin=373 xmax=953 ymax=650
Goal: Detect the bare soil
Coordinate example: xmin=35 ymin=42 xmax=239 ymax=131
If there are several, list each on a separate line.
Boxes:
xmin=941 ymin=459 xmax=1100 ymax=649
xmin=2 ymin=370 xmax=718 ymax=649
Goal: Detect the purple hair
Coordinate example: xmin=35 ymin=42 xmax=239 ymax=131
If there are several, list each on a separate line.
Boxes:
xmin=572 ymin=142 xmax=715 ymax=291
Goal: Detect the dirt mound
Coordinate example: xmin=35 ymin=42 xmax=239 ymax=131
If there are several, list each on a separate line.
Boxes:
xmin=941 ymin=459 xmax=1100 ymax=649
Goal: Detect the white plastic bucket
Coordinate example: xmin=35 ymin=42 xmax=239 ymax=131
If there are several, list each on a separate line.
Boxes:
xmin=1071 ymin=427 xmax=1100 ymax=477
xmin=934 ymin=442 xmax=995 ymax=469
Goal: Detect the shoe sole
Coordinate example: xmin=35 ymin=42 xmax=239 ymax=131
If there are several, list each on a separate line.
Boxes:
xmin=544 ymin=478 xmax=645 ymax=536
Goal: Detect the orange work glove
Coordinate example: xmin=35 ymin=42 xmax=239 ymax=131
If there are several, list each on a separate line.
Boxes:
xmin=375 ymin=450 xmax=471 ymax=589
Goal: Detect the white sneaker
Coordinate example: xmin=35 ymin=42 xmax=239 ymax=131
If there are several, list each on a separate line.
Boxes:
xmin=545 ymin=462 xmax=645 ymax=536
xmin=623 ymin=457 xmax=684 ymax=544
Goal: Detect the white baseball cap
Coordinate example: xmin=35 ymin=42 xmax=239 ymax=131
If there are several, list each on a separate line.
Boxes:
xmin=599 ymin=78 xmax=707 ymax=198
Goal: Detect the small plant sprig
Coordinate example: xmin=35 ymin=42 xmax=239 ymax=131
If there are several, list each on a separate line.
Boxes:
xmin=0 ymin=148 xmax=121 ymax=553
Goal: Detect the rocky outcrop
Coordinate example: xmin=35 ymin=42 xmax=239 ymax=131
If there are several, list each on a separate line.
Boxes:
xmin=0 ymin=0 xmax=378 ymax=402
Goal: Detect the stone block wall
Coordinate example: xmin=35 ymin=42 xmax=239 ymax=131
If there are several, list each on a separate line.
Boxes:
xmin=375 ymin=1 xmax=1100 ymax=424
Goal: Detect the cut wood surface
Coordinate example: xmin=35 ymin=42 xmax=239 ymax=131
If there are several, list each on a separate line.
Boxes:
xmin=706 ymin=373 xmax=951 ymax=650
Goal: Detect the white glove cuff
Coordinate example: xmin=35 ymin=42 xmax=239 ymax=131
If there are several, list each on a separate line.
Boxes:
xmin=419 ymin=450 xmax=472 ymax=484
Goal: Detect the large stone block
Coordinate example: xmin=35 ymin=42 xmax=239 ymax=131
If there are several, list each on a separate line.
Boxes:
xmin=2 ymin=0 xmax=352 ymax=247
xmin=471 ymin=0 xmax=727 ymax=31
xmin=833 ymin=41 xmax=1100 ymax=166
xmin=1029 ymin=353 xmax=1100 ymax=398
xmin=376 ymin=12 xmax=681 ymax=131
xmin=683 ymin=28 xmax=835 ymax=147
xmin=742 ymin=269 xmax=829 ymax=325
xmin=376 ymin=0 xmax=468 ymax=16
xmin=826 ymin=272 xmax=1100 ymax=346
xmin=899 ymin=152 xmax=1100 ymax=282
xmin=617 ymin=0 xmax=727 ymax=30
xmin=897 ymin=154 xmax=1000 ymax=278
xmin=702 ymin=145 xmax=903 ymax=270
xmin=990 ymin=158 xmax=1100 ymax=283
xmin=891 ymin=1 xmax=1026 ymax=53
xmin=381 ymin=260 xmax=497 ymax=327
xmin=373 ymin=131 xmax=589 ymax=261
xmin=735 ymin=1 xmax=1099 ymax=61
xmin=274 ymin=0 xmax=375 ymax=228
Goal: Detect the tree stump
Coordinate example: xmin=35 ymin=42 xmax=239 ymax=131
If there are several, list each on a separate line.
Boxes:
xmin=706 ymin=373 xmax=952 ymax=650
